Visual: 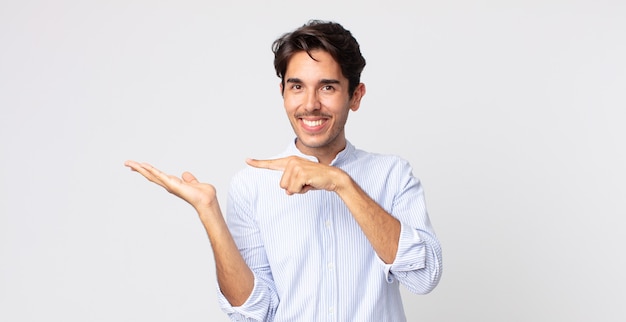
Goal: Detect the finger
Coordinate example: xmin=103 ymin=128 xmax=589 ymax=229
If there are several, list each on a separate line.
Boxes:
xmin=124 ymin=160 xmax=154 ymax=173
xmin=300 ymin=185 xmax=315 ymax=194
xmin=125 ymin=160 xmax=154 ymax=178
xmin=124 ymin=160 xmax=142 ymax=171
xmin=182 ymin=171 xmax=199 ymax=183
xmin=139 ymin=163 xmax=169 ymax=183
xmin=128 ymin=161 xmax=168 ymax=187
xmin=246 ymin=158 xmax=288 ymax=171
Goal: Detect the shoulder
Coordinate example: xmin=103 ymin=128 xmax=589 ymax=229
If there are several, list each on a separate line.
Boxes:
xmin=230 ymin=163 xmax=278 ymax=187
xmin=229 ymin=157 xmax=284 ymax=197
xmin=351 ymin=147 xmax=413 ymax=172
xmin=343 ymin=147 xmax=420 ymax=189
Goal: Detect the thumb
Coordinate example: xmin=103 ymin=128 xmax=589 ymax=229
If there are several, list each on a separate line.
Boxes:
xmin=182 ymin=171 xmax=199 ymax=183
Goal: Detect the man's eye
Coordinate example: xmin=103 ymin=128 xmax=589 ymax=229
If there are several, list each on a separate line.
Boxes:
xmin=291 ymin=84 xmax=302 ymax=90
xmin=321 ymin=85 xmax=334 ymax=91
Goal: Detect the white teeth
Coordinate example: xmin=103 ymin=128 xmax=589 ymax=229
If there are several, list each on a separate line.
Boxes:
xmin=303 ymin=119 xmax=323 ymax=127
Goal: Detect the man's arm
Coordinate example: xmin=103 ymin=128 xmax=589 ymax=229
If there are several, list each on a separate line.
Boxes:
xmin=246 ymin=156 xmax=442 ymax=294
xmin=333 ymin=176 xmax=401 ymax=263
xmin=246 ymin=156 xmax=400 ymax=263
xmin=123 ymin=161 xmax=254 ymax=306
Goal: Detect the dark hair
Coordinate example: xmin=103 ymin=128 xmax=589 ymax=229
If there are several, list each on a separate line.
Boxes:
xmin=272 ymin=20 xmax=366 ymax=97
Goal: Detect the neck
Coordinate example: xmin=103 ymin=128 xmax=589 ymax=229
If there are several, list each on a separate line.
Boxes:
xmin=295 ymin=138 xmax=346 ymax=165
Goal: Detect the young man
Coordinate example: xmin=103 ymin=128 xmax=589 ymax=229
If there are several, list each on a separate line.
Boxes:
xmin=125 ymin=20 xmax=442 ymax=321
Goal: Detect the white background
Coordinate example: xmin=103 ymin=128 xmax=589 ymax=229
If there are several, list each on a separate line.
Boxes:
xmin=1 ymin=1 xmax=625 ymax=321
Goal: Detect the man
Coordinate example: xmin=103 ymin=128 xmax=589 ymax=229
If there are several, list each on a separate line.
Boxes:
xmin=125 ymin=20 xmax=442 ymax=321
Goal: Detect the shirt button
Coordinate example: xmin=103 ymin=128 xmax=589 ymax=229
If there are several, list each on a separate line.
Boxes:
xmin=328 ymin=262 xmax=334 ymax=270
xmin=329 ymin=307 xmax=334 ymax=314
xmin=325 ymin=220 xmax=331 ymax=228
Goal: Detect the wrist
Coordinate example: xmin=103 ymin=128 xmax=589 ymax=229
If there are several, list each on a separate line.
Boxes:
xmin=195 ymin=200 xmax=222 ymax=221
xmin=332 ymin=169 xmax=355 ymax=195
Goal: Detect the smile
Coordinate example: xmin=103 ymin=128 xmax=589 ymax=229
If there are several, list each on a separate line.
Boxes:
xmin=302 ymin=119 xmax=324 ymax=127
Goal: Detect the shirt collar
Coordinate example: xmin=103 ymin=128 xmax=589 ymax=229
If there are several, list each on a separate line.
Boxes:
xmin=283 ymin=138 xmax=355 ymax=166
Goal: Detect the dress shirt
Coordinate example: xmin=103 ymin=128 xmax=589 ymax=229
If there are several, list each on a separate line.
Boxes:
xmin=217 ymin=139 xmax=442 ymax=321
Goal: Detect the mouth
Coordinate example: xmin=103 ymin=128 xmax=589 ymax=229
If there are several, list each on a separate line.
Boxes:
xmin=302 ymin=119 xmax=324 ymax=127
xmin=299 ymin=117 xmax=327 ymax=132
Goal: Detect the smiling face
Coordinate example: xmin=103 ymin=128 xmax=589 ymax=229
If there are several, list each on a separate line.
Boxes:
xmin=281 ymin=49 xmax=365 ymax=164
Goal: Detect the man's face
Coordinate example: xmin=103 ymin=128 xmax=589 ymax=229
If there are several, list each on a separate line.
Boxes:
xmin=281 ymin=49 xmax=364 ymax=159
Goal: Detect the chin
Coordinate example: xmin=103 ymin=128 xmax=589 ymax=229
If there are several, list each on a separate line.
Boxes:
xmin=296 ymin=136 xmax=328 ymax=149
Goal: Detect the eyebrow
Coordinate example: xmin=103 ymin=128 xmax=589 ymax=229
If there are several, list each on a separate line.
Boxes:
xmin=285 ymin=78 xmax=341 ymax=85
xmin=320 ymin=79 xmax=341 ymax=85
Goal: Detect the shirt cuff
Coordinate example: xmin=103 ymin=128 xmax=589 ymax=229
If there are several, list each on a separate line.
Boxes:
xmin=217 ymin=275 xmax=270 ymax=321
xmin=382 ymin=222 xmax=427 ymax=283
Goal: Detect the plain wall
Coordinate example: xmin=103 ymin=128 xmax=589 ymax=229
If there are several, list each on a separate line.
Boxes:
xmin=1 ymin=1 xmax=625 ymax=321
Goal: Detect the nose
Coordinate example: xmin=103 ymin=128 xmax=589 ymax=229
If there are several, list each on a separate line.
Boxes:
xmin=304 ymin=89 xmax=321 ymax=112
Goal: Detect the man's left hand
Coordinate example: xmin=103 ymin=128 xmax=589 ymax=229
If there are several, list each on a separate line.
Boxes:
xmin=246 ymin=156 xmax=346 ymax=195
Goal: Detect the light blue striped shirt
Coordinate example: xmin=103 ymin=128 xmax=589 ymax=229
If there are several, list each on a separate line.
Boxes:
xmin=218 ymin=139 xmax=442 ymax=321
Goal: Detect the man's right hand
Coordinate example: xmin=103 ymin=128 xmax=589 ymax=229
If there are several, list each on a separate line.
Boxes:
xmin=124 ymin=160 xmax=255 ymax=305
xmin=124 ymin=160 xmax=218 ymax=213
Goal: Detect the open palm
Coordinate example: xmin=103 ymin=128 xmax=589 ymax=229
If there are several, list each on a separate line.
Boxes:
xmin=124 ymin=160 xmax=217 ymax=212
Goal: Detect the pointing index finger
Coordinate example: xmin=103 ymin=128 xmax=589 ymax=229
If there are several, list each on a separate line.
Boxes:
xmin=246 ymin=158 xmax=287 ymax=171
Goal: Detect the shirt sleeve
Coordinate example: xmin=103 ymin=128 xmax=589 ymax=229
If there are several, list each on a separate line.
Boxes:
xmin=216 ymin=172 xmax=280 ymax=321
xmin=381 ymin=161 xmax=443 ymax=294
xmin=217 ymin=273 xmax=278 ymax=321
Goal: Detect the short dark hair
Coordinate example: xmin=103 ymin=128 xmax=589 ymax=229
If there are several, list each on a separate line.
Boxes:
xmin=272 ymin=20 xmax=366 ymax=97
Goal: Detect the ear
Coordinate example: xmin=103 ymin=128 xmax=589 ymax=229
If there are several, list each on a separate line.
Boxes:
xmin=349 ymin=83 xmax=366 ymax=111
xmin=279 ymin=81 xmax=284 ymax=97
